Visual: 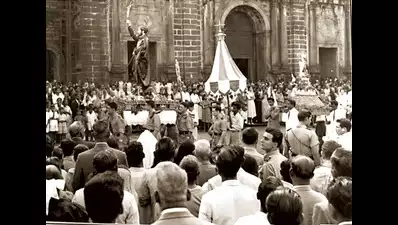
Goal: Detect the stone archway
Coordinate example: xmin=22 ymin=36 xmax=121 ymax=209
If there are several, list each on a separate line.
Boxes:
xmin=46 ymin=44 xmax=62 ymax=82
xmin=216 ymin=2 xmax=271 ymax=81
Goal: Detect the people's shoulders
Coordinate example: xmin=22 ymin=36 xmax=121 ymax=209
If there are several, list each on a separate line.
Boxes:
xmin=234 ymin=212 xmax=269 ymax=225
xmin=311 ymin=189 xmax=328 ymax=200
xmin=314 ymin=199 xmax=329 ymax=211
xmin=123 ymin=190 xmax=138 ymax=204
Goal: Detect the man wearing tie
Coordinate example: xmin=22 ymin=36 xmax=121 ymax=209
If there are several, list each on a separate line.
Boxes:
xmin=285 ymin=99 xmax=299 ymax=131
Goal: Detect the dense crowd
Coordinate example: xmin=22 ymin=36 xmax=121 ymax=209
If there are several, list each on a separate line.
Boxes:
xmin=46 ymin=77 xmax=352 ymax=225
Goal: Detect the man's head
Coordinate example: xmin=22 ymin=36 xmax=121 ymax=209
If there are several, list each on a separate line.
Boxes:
xmin=280 ymin=159 xmax=293 ymax=184
xmin=216 ymin=145 xmax=245 ymax=180
xmin=267 ymin=97 xmax=275 ymax=106
xmin=108 ymin=102 xmax=118 ymax=114
xmin=73 ymin=144 xmax=89 ymax=162
xmin=154 ymin=162 xmax=189 ymax=210
xmin=93 ymin=120 xmax=111 ymax=142
xmin=242 ymin=127 xmax=258 ymax=146
xmin=257 ymin=176 xmax=283 ymax=213
xmin=92 ymin=150 xmax=118 ymax=175
xmin=297 ymin=110 xmax=312 ymax=125
xmin=84 ymin=171 xmax=124 ymax=223
xmin=179 ymin=102 xmax=189 ymax=113
xmin=330 ymin=148 xmax=352 ymax=178
xmin=266 ymin=187 xmax=303 ymax=225
xmin=52 ymin=147 xmax=64 ymax=160
xmin=125 ymin=141 xmax=145 ymax=167
xmin=60 ymin=139 xmax=77 ymax=157
xmin=242 ymin=154 xmax=259 ymax=177
xmin=331 ymin=100 xmax=339 ymax=110
xmin=106 ymin=137 xmax=119 ymax=150
xmin=46 ymin=165 xmax=63 ymax=180
xmin=68 ymin=121 xmax=85 ymax=138
xmin=326 ymin=176 xmax=352 ymax=221
xmin=152 ymin=137 xmax=176 ymax=168
xmin=286 ymin=99 xmax=296 ymax=110
xmin=336 ymin=118 xmax=351 ymax=135
xmin=179 ymin=155 xmax=200 ymax=185
xmin=289 ymin=155 xmax=315 ymax=184
xmin=231 ymin=102 xmax=242 ymax=114
xmin=146 ymin=100 xmax=155 ymax=111
xmin=194 ymin=139 xmax=211 ymax=161
xmin=261 ymin=127 xmax=283 ymax=153
xmin=321 ymin=140 xmax=342 ymax=160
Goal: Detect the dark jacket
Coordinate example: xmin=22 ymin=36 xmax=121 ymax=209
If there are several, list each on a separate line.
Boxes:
xmin=71 ymin=137 xmax=95 ymax=149
xmin=72 ymin=142 xmax=128 ymax=192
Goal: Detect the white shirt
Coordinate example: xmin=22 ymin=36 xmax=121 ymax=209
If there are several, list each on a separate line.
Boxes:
xmin=286 ymin=108 xmax=299 ymax=131
xmin=52 ymin=93 xmax=65 ymax=104
xmin=182 ymin=92 xmax=191 ymax=102
xmin=199 ymin=180 xmax=260 ymax=225
xmin=230 ymin=112 xmax=244 ymax=131
xmin=310 ymin=160 xmax=333 ymax=195
xmin=202 ymin=168 xmax=261 ymax=194
xmin=72 ymin=189 xmax=140 ymax=225
xmin=234 ymin=211 xmax=270 ymax=225
xmin=336 ymin=132 xmax=352 ymax=151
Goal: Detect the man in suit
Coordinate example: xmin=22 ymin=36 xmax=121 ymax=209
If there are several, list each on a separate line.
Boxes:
xmin=291 ymin=155 xmax=327 ymax=225
xmin=152 ymin=161 xmax=214 ymax=225
xmin=70 ymin=93 xmax=81 ymax=118
xmin=68 ymin=122 xmax=95 ymax=149
xmin=72 ymin=120 xmax=128 ymax=192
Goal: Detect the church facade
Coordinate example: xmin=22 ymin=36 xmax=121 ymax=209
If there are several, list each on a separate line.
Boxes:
xmin=46 ymin=0 xmax=351 ymax=83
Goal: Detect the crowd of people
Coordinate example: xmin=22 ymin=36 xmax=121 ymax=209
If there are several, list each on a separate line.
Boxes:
xmin=46 ymin=77 xmax=352 ymax=225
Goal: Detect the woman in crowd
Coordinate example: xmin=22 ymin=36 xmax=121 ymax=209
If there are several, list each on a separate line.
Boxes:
xmin=246 ymin=86 xmax=256 ymax=125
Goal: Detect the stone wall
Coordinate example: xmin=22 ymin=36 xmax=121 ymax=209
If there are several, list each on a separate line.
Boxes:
xmin=46 ymin=0 xmax=65 ymax=81
xmin=78 ymin=0 xmax=110 ymax=83
xmin=173 ymin=0 xmax=202 ymax=82
xmin=315 ymin=0 xmax=347 ymax=77
xmin=286 ymin=0 xmax=307 ymax=74
xmin=45 ymin=0 xmax=351 ymax=82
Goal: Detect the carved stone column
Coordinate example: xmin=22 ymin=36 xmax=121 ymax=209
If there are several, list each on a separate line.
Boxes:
xmin=111 ymin=0 xmax=124 ymax=77
xmin=309 ymin=3 xmax=319 ymax=75
xmin=280 ymin=1 xmax=289 ymax=72
xmin=270 ymin=0 xmax=280 ymax=73
xmin=344 ymin=3 xmax=352 ymax=78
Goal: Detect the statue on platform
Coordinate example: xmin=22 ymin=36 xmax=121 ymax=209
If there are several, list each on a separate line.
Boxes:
xmin=126 ymin=19 xmax=150 ymax=87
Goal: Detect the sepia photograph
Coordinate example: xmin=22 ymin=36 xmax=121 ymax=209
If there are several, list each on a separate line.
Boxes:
xmin=46 ymin=0 xmax=352 ymax=225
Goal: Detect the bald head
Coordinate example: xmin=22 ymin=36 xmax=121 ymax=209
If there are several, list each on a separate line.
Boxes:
xmin=68 ymin=121 xmax=84 ymax=138
xmin=155 ymin=162 xmax=188 ymax=207
xmin=46 ymin=165 xmax=62 ymax=180
xmin=194 ymin=139 xmax=211 ymax=161
xmin=290 ymin=155 xmax=315 ymax=181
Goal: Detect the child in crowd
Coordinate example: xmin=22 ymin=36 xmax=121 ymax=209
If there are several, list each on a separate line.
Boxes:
xmin=85 ymin=104 xmax=98 ymax=141
xmin=57 ymin=108 xmax=68 ymax=141
xmin=48 ymin=105 xmax=59 ymax=143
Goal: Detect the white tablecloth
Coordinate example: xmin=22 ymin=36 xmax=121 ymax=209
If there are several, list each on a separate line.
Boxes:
xmin=123 ymin=110 xmax=177 ymax=125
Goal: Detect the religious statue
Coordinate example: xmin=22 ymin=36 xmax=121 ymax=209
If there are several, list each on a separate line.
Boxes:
xmin=175 ymin=59 xmax=182 ymax=84
xmin=126 ymin=19 xmax=150 ymax=87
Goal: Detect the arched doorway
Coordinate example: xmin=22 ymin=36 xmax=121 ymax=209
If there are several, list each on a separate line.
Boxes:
xmin=225 ymin=10 xmax=253 ymax=79
xmin=221 ymin=4 xmax=269 ymax=81
xmin=46 ymin=49 xmax=56 ymax=81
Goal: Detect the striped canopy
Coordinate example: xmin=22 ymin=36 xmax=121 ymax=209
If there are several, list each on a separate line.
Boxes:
xmin=205 ymin=32 xmax=247 ymax=94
